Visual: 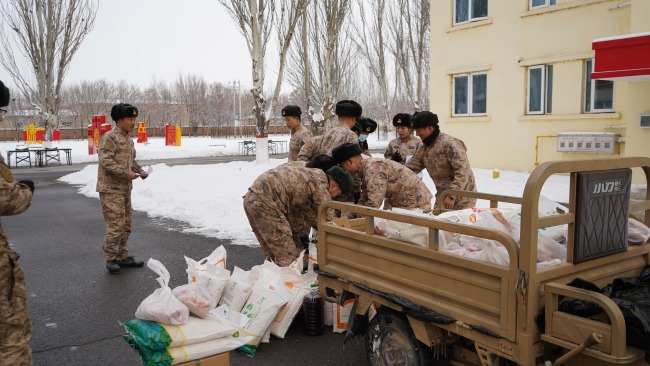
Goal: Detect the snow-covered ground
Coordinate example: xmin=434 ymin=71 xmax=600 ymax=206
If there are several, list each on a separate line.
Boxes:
xmin=2 ymin=135 xmax=579 ymax=246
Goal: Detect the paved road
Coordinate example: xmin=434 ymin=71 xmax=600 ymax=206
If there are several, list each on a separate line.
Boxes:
xmin=5 ymin=158 xmax=367 ymax=366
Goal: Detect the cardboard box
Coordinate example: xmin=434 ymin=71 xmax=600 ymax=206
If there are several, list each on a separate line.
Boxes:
xmin=175 ymin=352 xmax=230 ymax=366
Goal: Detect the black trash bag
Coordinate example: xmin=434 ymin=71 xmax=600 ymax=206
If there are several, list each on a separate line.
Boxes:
xmin=558 ymin=278 xmax=604 ymax=318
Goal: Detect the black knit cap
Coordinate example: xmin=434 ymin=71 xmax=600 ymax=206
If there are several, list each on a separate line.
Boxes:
xmin=392 ymin=113 xmax=412 ymax=127
xmin=306 ymin=154 xmax=336 ymax=172
xmin=335 ymin=100 xmax=362 ymax=118
xmin=326 ymin=166 xmax=354 ymax=195
xmin=282 ymin=105 xmax=301 ymax=117
xmin=332 ymin=142 xmax=362 ymax=164
xmin=0 ymin=80 xmax=9 ymax=108
xmin=411 ymin=111 xmax=439 ymax=129
xmin=110 ymin=103 xmax=139 ymax=122
xmin=357 ymin=117 xmax=377 ymax=133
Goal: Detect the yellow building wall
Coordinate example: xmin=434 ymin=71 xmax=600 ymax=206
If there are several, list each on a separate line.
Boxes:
xmin=430 ymin=0 xmax=650 ymax=181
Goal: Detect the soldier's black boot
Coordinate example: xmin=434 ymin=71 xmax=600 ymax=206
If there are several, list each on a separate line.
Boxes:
xmin=117 ymin=256 xmax=145 ymax=268
xmin=106 ymin=260 xmax=121 ymax=274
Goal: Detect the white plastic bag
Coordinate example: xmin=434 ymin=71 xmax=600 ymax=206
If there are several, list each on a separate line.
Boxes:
xmin=629 ymin=218 xmax=650 ymax=245
xmin=197 ymin=245 xmax=227 ymax=269
xmin=307 ymin=241 xmax=318 ymax=272
xmin=186 ymin=256 xmax=230 ymax=304
xmin=135 ymin=259 xmax=189 ymax=325
xmin=172 ymin=281 xmax=216 ymax=319
xmin=384 ymin=208 xmax=431 ymax=247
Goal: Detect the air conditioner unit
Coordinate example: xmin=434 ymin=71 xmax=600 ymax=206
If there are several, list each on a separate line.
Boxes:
xmin=641 ymin=113 xmax=650 ymax=128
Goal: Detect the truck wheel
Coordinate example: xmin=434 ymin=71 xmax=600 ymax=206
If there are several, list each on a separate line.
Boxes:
xmin=365 ymin=308 xmax=433 ymax=366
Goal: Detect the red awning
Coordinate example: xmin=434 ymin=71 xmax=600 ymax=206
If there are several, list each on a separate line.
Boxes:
xmin=592 ymin=32 xmax=650 ymax=82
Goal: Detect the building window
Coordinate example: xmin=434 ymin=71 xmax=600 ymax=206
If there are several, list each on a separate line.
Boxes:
xmin=530 ymin=0 xmax=556 ymax=10
xmin=454 ymin=0 xmax=488 ymax=25
xmin=453 ymin=72 xmax=487 ymax=116
xmin=527 ymin=65 xmax=553 ymax=114
xmin=585 ymin=59 xmax=614 ymax=113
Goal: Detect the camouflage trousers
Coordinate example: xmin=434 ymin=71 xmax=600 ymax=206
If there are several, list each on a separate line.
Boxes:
xmin=0 ymin=249 xmax=32 ymax=366
xmin=100 ymin=193 xmax=132 ymax=261
xmin=243 ymin=191 xmax=302 ymax=267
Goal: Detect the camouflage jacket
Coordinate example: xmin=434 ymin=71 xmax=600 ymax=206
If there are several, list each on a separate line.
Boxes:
xmin=297 ymin=123 xmax=357 ymax=161
xmin=0 ymin=155 xmax=33 ymax=255
xmin=247 ymin=164 xmax=333 ymax=227
xmin=288 ymin=125 xmax=312 ymax=162
xmin=96 ymin=128 xmax=142 ymax=194
xmin=405 ymin=132 xmax=477 ymax=209
xmin=383 ymin=135 xmax=422 ymax=164
xmin=358 ymin=158 xmax=432 ymax=211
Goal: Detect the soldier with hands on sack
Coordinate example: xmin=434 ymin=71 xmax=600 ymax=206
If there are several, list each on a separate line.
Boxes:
xmin=97 ymin=103 xmax=149 ymax=275
xmin=296 ymin=100 xmax=361 ymax=161
xmin=0 ymin=80 xmax=36 ymax=366
xmin=283 ymin=105 xmax=312 ymax=162
xmin=333 ymin=142 xmax=433 ymax=212
xmin=405 ymin=111 xmax=477 ymax=210
xmin=384 ymin=113 xmax=422 ymax=165
xmin=243 ymin=164 xmax=353 ymax=266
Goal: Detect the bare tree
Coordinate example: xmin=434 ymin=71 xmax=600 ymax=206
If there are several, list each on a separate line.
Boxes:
xmin=0 ymin=0 xmax=98 ymax=140
xmin=219 ymin=0 xmax=309 ymax=163
xmin=353 ymin=0 xmax=395 ymax=137
xmin=286 ymin=0 xmax=352 ymax=136
xmin=387 ymin=0 xmax=430 ymax=111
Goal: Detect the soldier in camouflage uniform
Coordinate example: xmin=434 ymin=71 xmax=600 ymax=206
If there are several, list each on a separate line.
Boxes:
xmin=283 ymin=105 xmax=312 ymax=162
xmin=243 ymin=165 xmax=353 ymax=266
xmin=333 ymin=143 xmax=433 ymax=211
xmin=0 ymin=80 xmax=35 ymax=366
xmin=296 ymin=100 xmax=361 ymax=161
xmin=405 ymin=111 xmax=477 ymax=210
xmin=384 ymin=113 xmax=422 ymax=165
xmin=356 ymin=117 xmax=377 ymax=156
xmin=97 ymin=103 xmax=149 ymax=274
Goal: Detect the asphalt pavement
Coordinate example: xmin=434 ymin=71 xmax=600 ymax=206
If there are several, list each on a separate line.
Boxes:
xmin=4 ymin=157 xmax=368 ymax=366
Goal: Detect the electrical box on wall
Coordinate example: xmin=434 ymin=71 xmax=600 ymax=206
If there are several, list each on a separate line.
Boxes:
xmin=641 ymin=113 xmax=650 ymax=128
xmin=557 ymin=132 xmax=620 ymax=154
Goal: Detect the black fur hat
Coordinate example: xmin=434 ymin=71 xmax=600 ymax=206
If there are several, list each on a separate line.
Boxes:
xmin=335 ymin=100 xmax=362 ymax=118
xmin=282 ymin=105 xmax=301 ymax=117
xmin=357 ymin=117 xmax=377 ymax=133
xmin=332 ymin=142 xmax=363 ymax=164
xmin=326 ymin=166 xmax=354 ymax=195
xmin=110 ymin=103 xmax=139 ymax=122
xmin=411 ymin=111 xmax=439 ymax=129
xmin=306 ymin=154 xmax=336 ymax=172
xmin=392 ymin=113 xmax=412 ymax=128
xmin=0 ymin=80 xmax=9 ymax=108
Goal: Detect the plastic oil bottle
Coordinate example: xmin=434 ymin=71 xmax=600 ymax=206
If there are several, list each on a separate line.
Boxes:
xmin=301 ymin=284 xmax=324 ymax=336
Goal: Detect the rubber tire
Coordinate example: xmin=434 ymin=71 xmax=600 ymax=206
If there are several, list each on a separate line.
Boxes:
xmin=364 ymin=308 xmax=434 ymax=366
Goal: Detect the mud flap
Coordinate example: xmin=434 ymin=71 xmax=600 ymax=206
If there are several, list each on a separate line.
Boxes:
xmin=341 ymin=291 xmax=368 ymax=344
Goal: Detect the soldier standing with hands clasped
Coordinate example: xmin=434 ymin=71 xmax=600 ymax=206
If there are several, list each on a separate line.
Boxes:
xmin=0 ymin=80 xmax=36 ymax=365
xmin=97 ymin=103 xmax=149 ymax=275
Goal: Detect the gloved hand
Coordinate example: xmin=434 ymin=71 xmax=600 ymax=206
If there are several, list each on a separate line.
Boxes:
xmin=19 ymin=180 xmax=34 ymax=193
xmin=353 ymin=191 xmax=361 ymax=204
xmin=391 ymin=151 xmax=402 ymax=162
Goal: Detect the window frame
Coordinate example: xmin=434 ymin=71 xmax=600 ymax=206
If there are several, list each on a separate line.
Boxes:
xmin=453 ymin=0 xmax=489 ymax=26
xmin=526 ymin=64 xmax=553 ymax=115
xmin=584 ymin=59 xmax=615 ymax=113
xmin=530 ymin=0 xmax=556 ymax=10
xmin=452 ymin=71 xmax=488 ymax=117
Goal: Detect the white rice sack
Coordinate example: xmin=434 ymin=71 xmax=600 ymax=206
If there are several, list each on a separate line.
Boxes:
xmin=186 ymin=256 xmax=230 ymax=304
xmin=289 ymin=250 xmax=305 ymax=273
xmin=218 ymin=266 xmax=260 ymax=312
xmin=324 ymin=301 xmax=333 ymax=326
xmin=238 ymin=262 xmax=291 ymax=356
xmin=270 ymin=267 xmax=309 ymax=338
xmin=332 ymin=298 xmax=355 ymax=333
xmin=383 ymin=208 xmax=431 ymax=247
xmin=135 ymin=259 xmax=189 ymax=325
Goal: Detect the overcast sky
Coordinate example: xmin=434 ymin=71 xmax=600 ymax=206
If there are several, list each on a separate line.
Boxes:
xmin=0 ymin=0 xmax=256 ymax=90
